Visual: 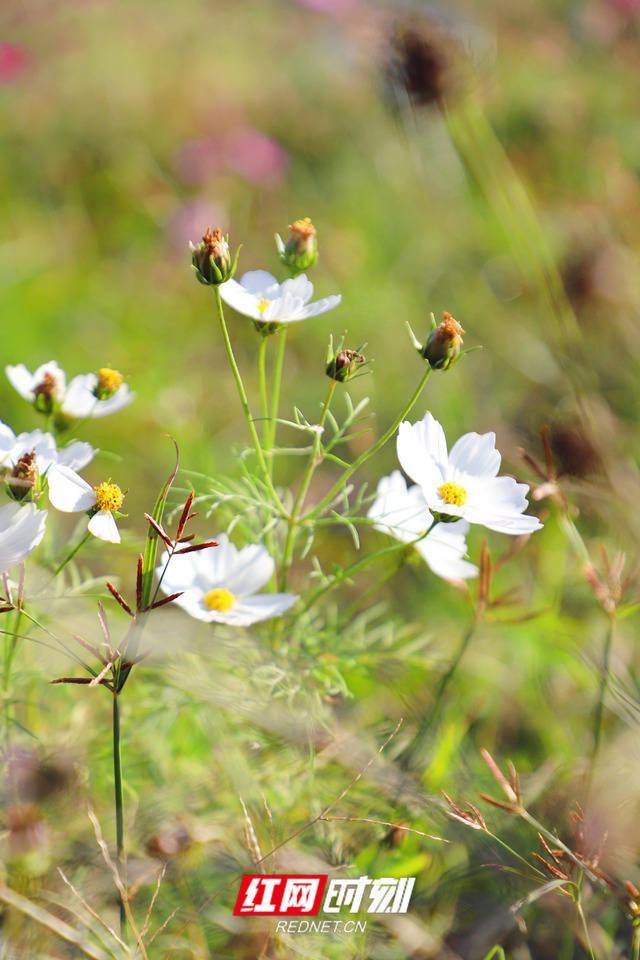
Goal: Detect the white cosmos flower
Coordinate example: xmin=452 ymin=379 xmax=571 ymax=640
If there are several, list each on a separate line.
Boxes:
xmin=0 ymin=422 xmax=94 ymax=474
xmin=0 ymin=502 xmax=47 ymax=574
xmin=157 ymin=534 xmax=297 ymax=626
xmin=368 ymin=471 xmax=478 ymax=581
xmin=6 ymin=362 xmax=133 ymax=419
xmin=219 ymin=270 xmax=341 ymax=325
xmin=47 ymin=465 xmax=124 ymax=544
xmin=397 ymin=413 xmax=542 ymax=536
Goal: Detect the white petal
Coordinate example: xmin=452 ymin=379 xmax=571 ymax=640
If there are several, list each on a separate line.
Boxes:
xmin=12 ymin=430 xmax=57 ymax=472
xmin=218 ymin=279 xmax=262 ymax=319
xmin=6 ymin=364 xmax=36 ymax=401
xmin=0 ymin=421 xmax=16 ymax=465
xmin=449 ymin=432 xmax=501 ymax=478
xmin=88 ymin=510 xmax=120 ymax=543
xmin=47 ymin=465 xmax=96 ymax=513
xmin=237 ymin=270 xmax=281 ymax=297
xmin=0 ymin=503 xmax=47 ymax=574
xmin=396 ymin=414 xmax=448 ymax=495
xmin=223 ymin=543 xmax=275 ymax=596
xmin=368 ymin=471 xmax=432 ymax=543
xmin=187 ymin=592 xmax=297 ymax=626
xmin=417 ymin=523 xmax=478 ymax=580
xmin=86 ymin=385 xmax=134 ymax=419
xmin=60 ymin=374 xmax=99 ymax=418
xmin=297 ymin=294 xmax=342 ymax=320
xmin=56 ymin=441 xmax=96 ymax=470
xmin=279 ymin=275 xmax=314 ymax=304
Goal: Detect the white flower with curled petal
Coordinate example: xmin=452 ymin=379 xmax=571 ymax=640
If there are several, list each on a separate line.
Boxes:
xmin=0 ymin=421 xmax=95 ymax=474
xmin=368 ymin=471 xmax=478 ymax=581
xmin=47 ymin=465 xmax=125 ymax=543
xmin=0 ymin=502 xmax=47 ymax=574
xmin=156 ymin=534 xmax=297 ymax=626
xmin=219 ymin=270 xmax=341 ymax=326
xmin=5 ymin=362 xmax=133 ymax=420
xmin=396 ymin=412 xmax=542 ymax=536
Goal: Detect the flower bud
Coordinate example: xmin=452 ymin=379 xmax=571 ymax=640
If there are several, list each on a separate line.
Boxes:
xmin=276 ymin=217 xmax=318 ymax=276
xmin=326 ymin=347 xmax=365 ymax=383
xmin=422 ymin=312 xmax=465 ymax=370
xmin=190 ymin=228 xmax=236 ymax=285
xmin=9 ymin=451 xmax=38 ymax=501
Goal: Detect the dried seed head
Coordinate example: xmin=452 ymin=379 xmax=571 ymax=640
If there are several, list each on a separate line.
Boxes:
xmin=33 ymin=371 xmax=60 ymax=413
xmin=388 ymin=18 xmax=452 ymax=110
xmin=9 ymin=451 xmax=38 ymax=500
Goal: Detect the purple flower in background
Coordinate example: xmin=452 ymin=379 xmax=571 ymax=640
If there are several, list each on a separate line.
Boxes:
xmin=176 ymin=128 xmax=288 ymax=187
xmin=0 ymin=43 xmax=29 ymax=84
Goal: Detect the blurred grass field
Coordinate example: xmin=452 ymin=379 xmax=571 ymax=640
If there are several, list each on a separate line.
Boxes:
xmin=2 ymin=0 xmax=640 ymax=956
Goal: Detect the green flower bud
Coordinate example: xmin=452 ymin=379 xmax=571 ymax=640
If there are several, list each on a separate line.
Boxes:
xmin=412 ymin=312 xmax=465 ymax=371
xmin=276 ymin=218 xmax=318 ymax=277
xmin=326 ymin=347 xmax=365 ymax=383
xmin=190 ymin=228 xmax=237 ymax=285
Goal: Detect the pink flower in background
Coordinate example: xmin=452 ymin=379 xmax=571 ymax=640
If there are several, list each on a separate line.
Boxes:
xmin=295 ymin=0 xmax=358 ymax=13
xmin=176 ymin=128 xmax=288 ymax=187
xmin=0 ymin=43 xmax=29 ymax=84
xmin=606 ymin=0 xmax=640 ymax=12
xmin=166 ymin=198 xmax=227 ymax=253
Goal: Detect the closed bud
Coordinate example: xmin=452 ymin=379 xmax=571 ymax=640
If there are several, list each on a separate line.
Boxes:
xmin=276 ymin=217 xmax=318 ymax=276
xmin=326 ymin=347 xmax=365 ymax=383
xmin=190 ymin=227 xmax=237 ymax=285
xmin=422 ymin=312 xmax=465 ymax=370
xmin=9 ymin=451 xmax=38 ymax=501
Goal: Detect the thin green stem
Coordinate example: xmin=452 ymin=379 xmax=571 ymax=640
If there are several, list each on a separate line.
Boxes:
xmin=112 ymin=693 xmax=126 ymax=936
xmin=53 ymin=530 xmax=91 ymax=577
xmin=258 ymin=335 xmax=269 ymax=448
xmin=632 ymin=925 xmax=640 ymax=960
xmin=404 ymin=616 xmax=478 ymax=766
xmin=3 ymin=608 xmax=23 ymax=744
xmin=213 ymin=288 xmax=283 ymax=511
xmin=279 ymin=380 xmax=337 ymax=590
xmin=589 ymin=614 xmax=615 ymax=783
xmin=576 ymin=896 xmax=597 ymax=960
xmin=307 ymin=366 xmax=432 ymax=520
xmin=267 ymin=328 xmax=288 ymax=476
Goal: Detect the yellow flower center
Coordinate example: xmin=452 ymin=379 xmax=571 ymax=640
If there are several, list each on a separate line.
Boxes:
xmin=97 ymin=367 xmax=124 ymax=396
xmin=257 ymin=298 xmax=270 ymax=315
xmin=438 ymin=481 xmax=467 ymax=507
xmin=93 ymin=481 xmax=125 ymax=513
xmin=204 ymin=587 xmax=236 ymax=612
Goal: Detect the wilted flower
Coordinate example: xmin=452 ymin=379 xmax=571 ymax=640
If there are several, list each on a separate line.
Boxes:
xmin=0 ymin=422 xmax=94 ymax=476
xmin=6 ymin=362 xmax=133 ymax=421
xmin=276 ymin=217 xmax=318 ymax=276
xmin=368 ymin=471 xmax=477 ymax=580
xmin=397 ymin=413 xmax=542 ymax=534
xmin=220 ymin=270 xmax=341 ymax=334
xmin=156 ymin=534 xmax=297 ymax=626
xmin=190 ymin=227 xmax=238 ymax=285
xmin=0 ymin=502 xmax=47 ymax=574
xmin=387 ymin=18 xmax=452 ymax=109
xmin=48 ymin=465 xmax=125 ymax=543
xmin=326 ymin=346 xmax=366 ymax=383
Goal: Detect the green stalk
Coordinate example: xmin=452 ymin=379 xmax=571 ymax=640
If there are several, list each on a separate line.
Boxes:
xmin=3 ymin=607 xmax=23 ymax=744
xmin=213 ymin=288 xmax=283 ymax=511
xmin=112 ymin=693 xmax=126 ymax=935
xmin=589 ymin=614 xmax=616 ymax=779
xmin=53 ymin=530 xmax=91 ymax=577
xmin=279 ymin=380 xmax=337 ymax=590
xmin=307 ymin=366 xmax=432 ymax=520
xmin=404 ymin=617 xmax=478 ymax=765
xmin=267 ymin=328 xmax=288 ymax=477
xmin=258 ymin=335 xmax=270 ymax=448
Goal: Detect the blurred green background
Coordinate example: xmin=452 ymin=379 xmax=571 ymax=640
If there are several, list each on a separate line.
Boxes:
xmin=2 ymin=0 xmax=640 ymax=956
